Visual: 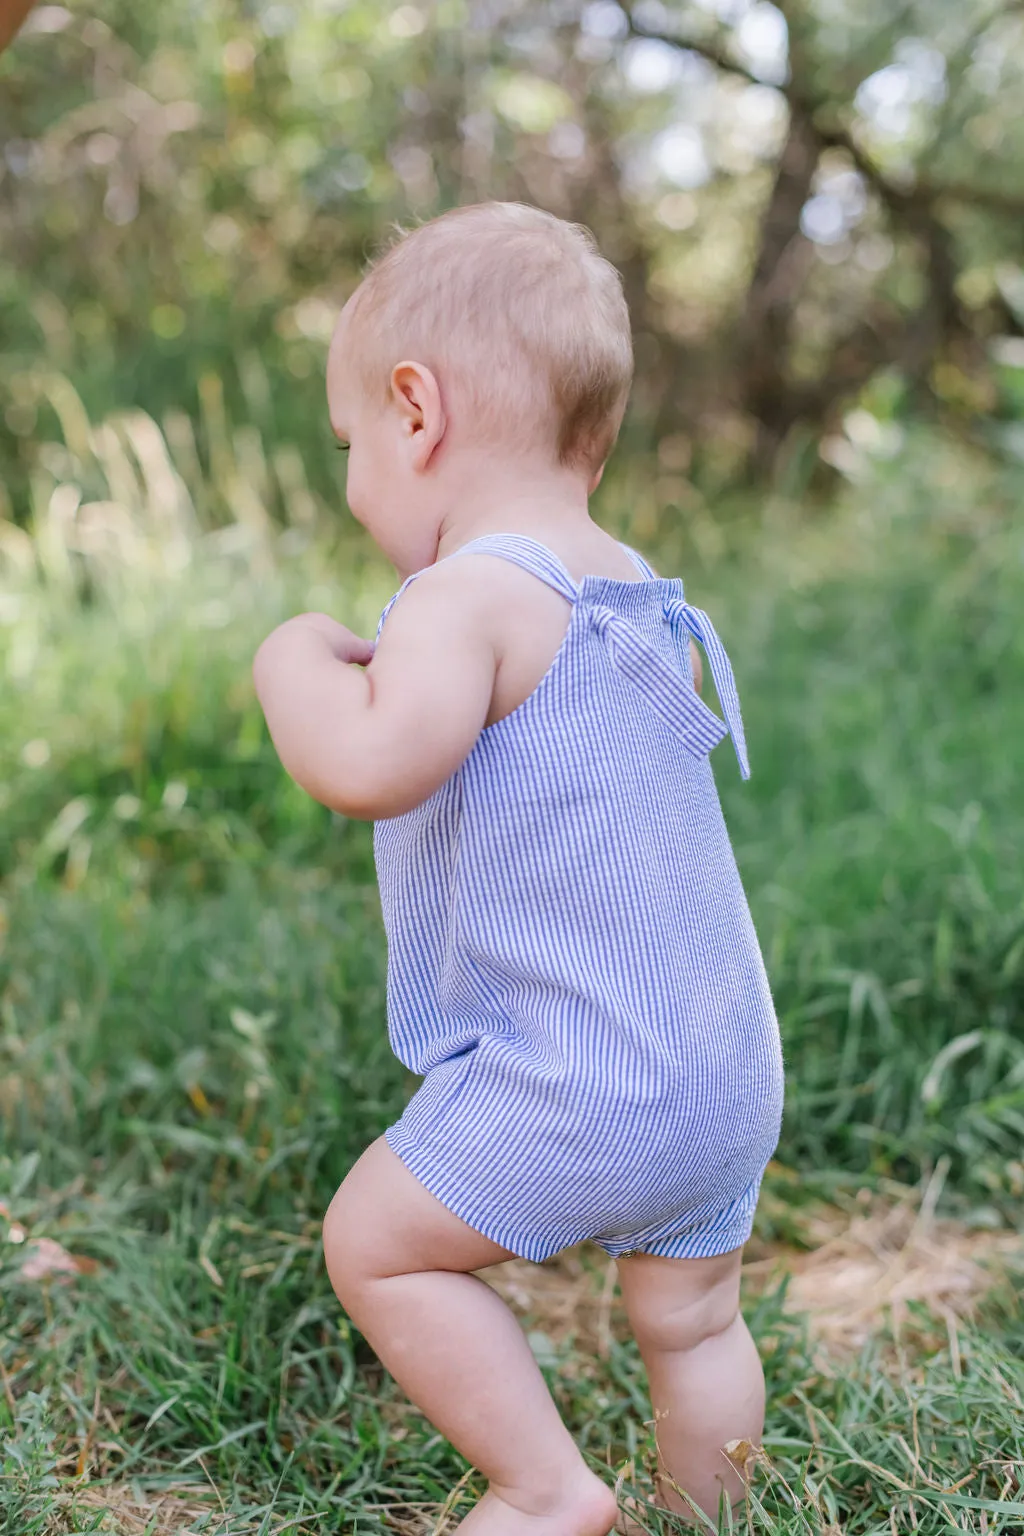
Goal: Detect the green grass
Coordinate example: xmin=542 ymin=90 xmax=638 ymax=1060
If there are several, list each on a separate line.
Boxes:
xmin=1 ymin=393 xmax=1023 ymax=1531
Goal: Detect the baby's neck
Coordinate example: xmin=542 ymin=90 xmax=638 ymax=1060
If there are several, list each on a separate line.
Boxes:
xmin=433 ymin=453 xmax=594 ymax=565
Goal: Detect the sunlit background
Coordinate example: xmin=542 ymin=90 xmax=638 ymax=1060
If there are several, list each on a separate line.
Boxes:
xmin=2 ymin=4 xmax=1023 ymax=1533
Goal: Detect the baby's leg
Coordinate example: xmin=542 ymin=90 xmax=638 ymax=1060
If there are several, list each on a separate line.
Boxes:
xmin=322 ymin=1138 xmax=617 ymax=1536
xmin=617 ymin=1246 xmax=763 ymax=1524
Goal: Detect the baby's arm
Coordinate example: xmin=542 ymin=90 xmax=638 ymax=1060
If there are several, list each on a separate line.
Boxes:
xmin=253 ymin=570 xmax=496 ymax=820
xmin=689 ymin=640 xmax=703 ymax=695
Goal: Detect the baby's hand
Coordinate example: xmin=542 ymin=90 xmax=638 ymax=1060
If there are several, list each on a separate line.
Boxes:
xmin=262 ymin=612 xmax=375 ymax=667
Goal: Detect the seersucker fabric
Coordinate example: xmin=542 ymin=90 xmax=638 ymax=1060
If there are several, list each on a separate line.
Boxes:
xmin=372 ymin=534 xmax=784 ymax=1263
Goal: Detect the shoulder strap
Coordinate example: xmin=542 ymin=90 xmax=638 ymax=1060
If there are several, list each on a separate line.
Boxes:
xmin=376 ymin=533 xmax=578 ymax=640
xmin=376 ymin=570 xmax=421 ymax=641
xmin=620 ymin=543 xmax=658 ymax=580
xmin=448 ymin=534 xmax=578 ymax=603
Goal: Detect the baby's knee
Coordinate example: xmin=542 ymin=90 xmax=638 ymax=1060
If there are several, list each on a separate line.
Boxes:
xmin=322 ymin=1184 xmax=376 ymax=1317
xmin=631 ymin=1287 xmax=739 ymax=1356
xmin=621 ymin=1252 xmax=742 ymax=1356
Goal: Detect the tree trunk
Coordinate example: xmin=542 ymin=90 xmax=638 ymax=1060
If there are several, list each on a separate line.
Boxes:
xmin=737 ymin=105 xmax=820 ymax=469
xmin=0 ymin=0 xmax=35 ymax=54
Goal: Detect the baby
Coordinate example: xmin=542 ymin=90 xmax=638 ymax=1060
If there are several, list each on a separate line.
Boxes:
xmin=254 ymin=202 xmax=784 ymax=1535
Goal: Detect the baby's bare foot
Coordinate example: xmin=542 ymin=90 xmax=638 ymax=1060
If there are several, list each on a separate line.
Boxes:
xmin=456 ymin=1469 xmax=618 ymax=1535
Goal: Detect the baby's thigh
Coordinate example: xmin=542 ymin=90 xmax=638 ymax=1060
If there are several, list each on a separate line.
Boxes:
xmin=322 ymin=1136 xmax=515 ymax=1295
xmin=616 ymin=1246 xmax=744 ymax=1356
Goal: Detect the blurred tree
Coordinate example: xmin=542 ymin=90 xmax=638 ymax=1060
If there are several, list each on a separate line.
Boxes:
xmin=621 ymin=0 xmax=1024 ymax=468
xmin=0 ymin=0 xmax=36 ymax=55
xmin=1 ymin=0 xmax=1023 ymax=514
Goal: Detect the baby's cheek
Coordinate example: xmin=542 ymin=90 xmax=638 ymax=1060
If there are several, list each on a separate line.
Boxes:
xmin=344 ymin=454 xmax=370 ymax=524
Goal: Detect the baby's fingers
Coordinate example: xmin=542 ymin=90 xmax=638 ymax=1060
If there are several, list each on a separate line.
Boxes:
xmin=346 ymin=636 xmax=376 ymax=667
xmin=295 ymin=612 xmax=374 ymax=665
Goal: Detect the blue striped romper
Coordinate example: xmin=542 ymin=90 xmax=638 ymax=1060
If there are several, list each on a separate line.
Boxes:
xmin=373 ymin=534 xmax=784 ymax=1263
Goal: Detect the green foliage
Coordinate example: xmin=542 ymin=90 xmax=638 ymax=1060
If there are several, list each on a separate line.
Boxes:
xmin=716 ymin=437 xmax=1024 ymax=1212
xmin=4 ymin=0 xmax=1024 ymax=515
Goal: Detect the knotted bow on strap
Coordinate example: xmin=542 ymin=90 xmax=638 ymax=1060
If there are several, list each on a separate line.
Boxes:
xmin=588 ymin=599 xmax=751 ymax=779
xmin=380 ymin=532 xmax=751 ymax=778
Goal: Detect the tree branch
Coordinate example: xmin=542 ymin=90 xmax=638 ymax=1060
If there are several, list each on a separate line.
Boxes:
xmin=617 ymin=4 xmax=1017 ymax=466
xmin=812 ymin=120 xmax=1024 ymax=219
xmin=623 ymin=13 xmax=766 ymax=90
xmin=623 ymin=6 xmax=1024 ymax=219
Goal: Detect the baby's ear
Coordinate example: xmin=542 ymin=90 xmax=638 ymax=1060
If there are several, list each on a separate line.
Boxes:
xmin=390 ymin=360 xmax=446 ymax=469
xmin=588 ymin=461 xmax=606 ymax=494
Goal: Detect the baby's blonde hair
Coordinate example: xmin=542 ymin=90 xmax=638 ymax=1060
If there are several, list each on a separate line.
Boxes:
xmin=344 ymin=202 xmax=633 ymax=474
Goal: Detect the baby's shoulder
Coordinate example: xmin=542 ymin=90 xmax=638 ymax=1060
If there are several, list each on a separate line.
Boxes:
xmin=390 ymin=547 xmax=568 ymax=630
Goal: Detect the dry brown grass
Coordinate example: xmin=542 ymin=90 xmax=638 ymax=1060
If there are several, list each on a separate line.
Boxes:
xmin=42 ymin=1482 xmax=226 ymax=1535
xmin=481 ymin=1184 xmax=1022 ymax=1363
xmin=482 ymin=1245 xmax=621 ymax=1361
xmin=744 ymin=1191 xmax=1021 ymax=1354
xmin=40 ymin=1474 xmax=319 ymax=1536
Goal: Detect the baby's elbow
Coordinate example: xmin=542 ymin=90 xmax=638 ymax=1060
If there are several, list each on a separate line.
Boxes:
xmin=319 ymin=778 xmax=422 ymax=821
xmin=290 ymin=716 xmax=455 ymax=821
xmin=316 ymin=781 xmax=382 ymax=821
xmin=298 ymin=757 xmax=400 ymax=821
xmin=289 ymin=760 xmax=373 ymax=821
xmin=312 ymin=756 xmax=442 ymax=821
